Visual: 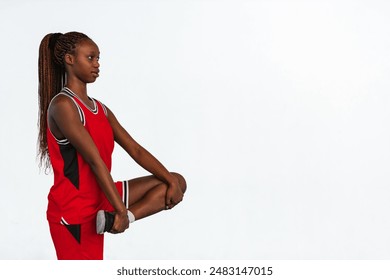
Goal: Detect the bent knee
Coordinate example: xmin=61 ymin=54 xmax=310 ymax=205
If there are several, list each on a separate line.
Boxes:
xmin=171 ymin=172 xmax=187 ymax=193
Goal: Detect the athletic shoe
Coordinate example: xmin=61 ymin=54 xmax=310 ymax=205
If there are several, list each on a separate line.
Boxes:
xmin=96 ymin=210 xmax=115 ymax=234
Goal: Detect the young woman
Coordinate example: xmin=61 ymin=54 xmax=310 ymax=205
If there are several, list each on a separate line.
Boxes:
xmin=37 ymin=31 xmax=187 ymax=260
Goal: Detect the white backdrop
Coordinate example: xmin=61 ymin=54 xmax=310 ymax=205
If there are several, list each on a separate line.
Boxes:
xmin=1 ymin=0 xmax=390 ymax=259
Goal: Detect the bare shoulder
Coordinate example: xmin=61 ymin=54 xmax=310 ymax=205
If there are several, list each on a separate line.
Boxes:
xmin=105 ymin=105 xmax=120 ymax=124
xmin=48 ymin=93 xmax=84 ymax=133
xmin=48 ymin=93 xmax=79 ymax=118
xmin=48 ymin=93 xmax=87 ymax=139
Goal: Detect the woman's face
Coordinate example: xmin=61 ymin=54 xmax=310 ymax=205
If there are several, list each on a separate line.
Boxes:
xmin=68 ymin=39 xmax=100 ymax=84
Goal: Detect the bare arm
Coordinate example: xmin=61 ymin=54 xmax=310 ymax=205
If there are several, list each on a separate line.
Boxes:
xmin=48 ymin=96 xmax=129 ymax=232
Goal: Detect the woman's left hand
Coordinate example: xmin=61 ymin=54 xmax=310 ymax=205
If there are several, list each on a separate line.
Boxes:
xmin=165 ymin=179 xmax=184 ymax=210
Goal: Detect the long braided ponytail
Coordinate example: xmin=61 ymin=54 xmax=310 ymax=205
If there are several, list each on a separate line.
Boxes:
xmin=37 ymin=31 xmax=89 ymax=171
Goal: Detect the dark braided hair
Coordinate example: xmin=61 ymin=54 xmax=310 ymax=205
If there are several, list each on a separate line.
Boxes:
xmin=37 ymin=31 xmax=90 ymax=171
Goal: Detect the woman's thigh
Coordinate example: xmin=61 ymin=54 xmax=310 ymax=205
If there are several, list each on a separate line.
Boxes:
xmin=126 ymin=172 xmax=186 ymax=205
xmin=127 ymin=175 xmax=166 ymax=205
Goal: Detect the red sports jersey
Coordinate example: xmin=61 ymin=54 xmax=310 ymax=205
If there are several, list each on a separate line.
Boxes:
xmin=46 ymin=87 xmax=114 ymax=228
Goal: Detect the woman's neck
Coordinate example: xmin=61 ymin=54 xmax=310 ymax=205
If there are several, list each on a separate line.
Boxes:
xmin=65 ymin=77 xmax=88 ymax=97
xmin=64 ymin=80 xmax=93 ymax=107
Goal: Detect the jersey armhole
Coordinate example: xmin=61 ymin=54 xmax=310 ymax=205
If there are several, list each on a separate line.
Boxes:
xmin=95 ymin=99 xmax=108 ymax=117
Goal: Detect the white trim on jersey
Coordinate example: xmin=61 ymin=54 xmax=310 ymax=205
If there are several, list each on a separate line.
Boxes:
xmin=95 ymin=99 xmax=108 ymax=117
xmin=60 ymin=217 xmax=69 ymax=225
xmin=63 ymin=87 xmax=98 ymax=115
xmin=123 ymin=181 xmax=129 ymax=208
xmin=56 ymin=138 xmax=70 ymax=146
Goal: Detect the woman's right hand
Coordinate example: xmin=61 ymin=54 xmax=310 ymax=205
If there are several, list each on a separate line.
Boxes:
xmin=110 ymin=211 xmax=129 ymax=234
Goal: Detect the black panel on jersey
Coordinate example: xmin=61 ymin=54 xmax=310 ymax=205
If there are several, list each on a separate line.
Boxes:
xmin=64 ymin=223 xmax=81 ymax=243
xmin=59 ymin=144 xmax=79 ymax=189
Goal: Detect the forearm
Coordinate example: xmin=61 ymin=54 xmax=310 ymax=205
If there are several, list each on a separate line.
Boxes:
xmin=132 ymin=145 xmax=176 ymax=185
xmin=89 ymin=160 xmax=127 ymax=214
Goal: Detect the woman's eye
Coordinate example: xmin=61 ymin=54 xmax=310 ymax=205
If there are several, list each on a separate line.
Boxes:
xmin=87 ymin=56 xmax=99 ymax=61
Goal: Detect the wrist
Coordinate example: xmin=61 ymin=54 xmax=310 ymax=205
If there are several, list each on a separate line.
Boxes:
xmin=116 ymin=206 xmax=127 ymax=216
xmin=167 ymin=175 xmax=179 ymax=186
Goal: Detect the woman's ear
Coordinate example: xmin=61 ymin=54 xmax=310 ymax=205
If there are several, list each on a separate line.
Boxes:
xmin=64 ymin=54 xmax=74 ymax=65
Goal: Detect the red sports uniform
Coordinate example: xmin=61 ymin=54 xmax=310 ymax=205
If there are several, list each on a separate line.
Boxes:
xmin=46 ymin=87 xmax=129 ymax=260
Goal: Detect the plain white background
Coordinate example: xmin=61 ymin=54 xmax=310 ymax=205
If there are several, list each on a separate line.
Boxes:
xmin=1 ymin=0 xmax=390 ymax=259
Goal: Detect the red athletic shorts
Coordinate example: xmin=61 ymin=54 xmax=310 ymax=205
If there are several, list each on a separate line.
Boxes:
xmin=49 ymin=181 xmax=129 ymax=260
